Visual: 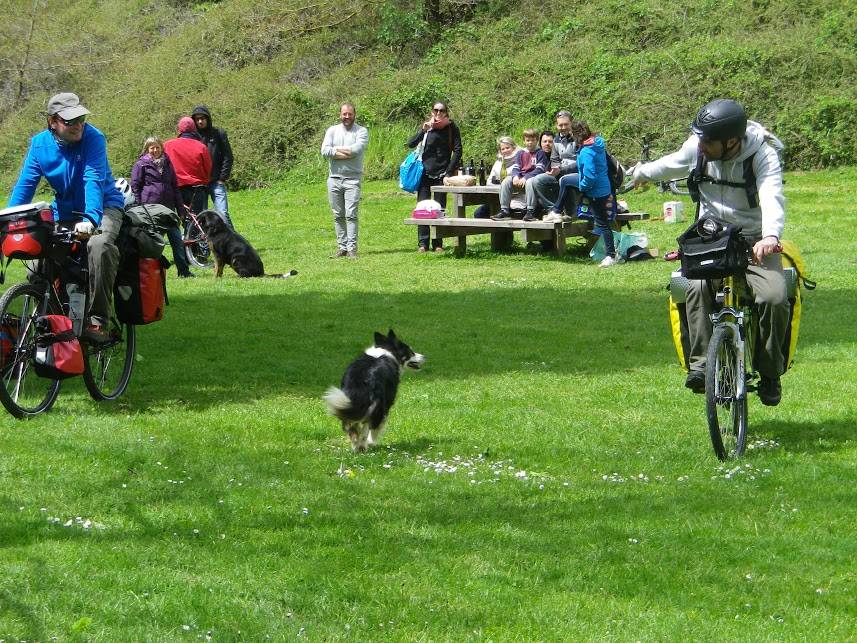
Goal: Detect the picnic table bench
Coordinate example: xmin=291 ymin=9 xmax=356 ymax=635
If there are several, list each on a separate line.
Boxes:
xmin=402 ymin=184 xmax=649 ymax=257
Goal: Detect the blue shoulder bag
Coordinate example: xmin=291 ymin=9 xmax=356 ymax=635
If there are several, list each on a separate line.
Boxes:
xmin=399 ymin=133 xmax=426 ymax=193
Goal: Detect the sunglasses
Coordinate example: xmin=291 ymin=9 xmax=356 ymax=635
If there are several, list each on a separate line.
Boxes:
xmin=59 ymin=115 xmax=86 ymax=127
xmin=431 ymin=108 xmax=447 ymax=114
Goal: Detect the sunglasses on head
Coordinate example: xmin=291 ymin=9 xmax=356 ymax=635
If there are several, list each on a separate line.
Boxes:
xmin=59 ymin=115 xmax=86 ymax=127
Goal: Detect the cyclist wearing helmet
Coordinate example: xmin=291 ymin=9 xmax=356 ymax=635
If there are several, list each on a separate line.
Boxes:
xmin=7 ymin=92 xmax=125 ymax=344
xmin=632 ymin=98 xmax=788 ymax=406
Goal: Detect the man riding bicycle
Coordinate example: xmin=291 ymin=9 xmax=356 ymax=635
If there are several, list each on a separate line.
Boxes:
xmin=632 ymin=98 xmax=788 ymax=406
xmin=6 ymin=92 xmax=125 ymax=345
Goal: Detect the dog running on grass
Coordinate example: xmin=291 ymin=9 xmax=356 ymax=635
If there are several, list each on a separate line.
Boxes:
xmin=197 ymin=210 xmax=297 ymax=278
xmin=323 ymin=329 xmax=426 ymax=452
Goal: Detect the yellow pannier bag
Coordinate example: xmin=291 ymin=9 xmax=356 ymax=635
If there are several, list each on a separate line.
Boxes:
xmin=667 ymin=240 xmax=814 ymax=373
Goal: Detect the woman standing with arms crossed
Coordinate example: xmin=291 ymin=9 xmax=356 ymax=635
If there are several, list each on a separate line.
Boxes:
xmin=130 ymin=136 xmax=194 ymax=278
xmin=406 ymin=101 xmax=462 ymax=253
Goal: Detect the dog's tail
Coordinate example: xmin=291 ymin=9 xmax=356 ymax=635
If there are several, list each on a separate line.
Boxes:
xmin=263 ymin=270 xmax=298 ymax=279
xmin=323 ymin=386 xmax=353 ymax=418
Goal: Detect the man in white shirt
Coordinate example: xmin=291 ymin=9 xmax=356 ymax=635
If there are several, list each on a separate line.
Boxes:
xmin=321 ymin=103 xmax=369 ymax=258
xmin=633 ymin=99 xmax=788 ymax=405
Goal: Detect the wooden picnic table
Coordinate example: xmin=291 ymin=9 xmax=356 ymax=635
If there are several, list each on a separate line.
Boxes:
xmin=402 ymin=184 xmax=648 ymax=257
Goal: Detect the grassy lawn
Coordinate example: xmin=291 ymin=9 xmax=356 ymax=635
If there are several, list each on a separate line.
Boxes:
xmin=1 ymin=168 xmax=855 ymax=641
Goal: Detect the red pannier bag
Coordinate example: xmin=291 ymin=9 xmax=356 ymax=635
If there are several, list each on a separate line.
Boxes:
xmin=0 ymin=206 xmax=54 ymax=259
xmin=115 ymin=256 xmax=168 ymax=325
xmin=34 ymin=315 xmax=84 ymax=379
xmin=1 ymin=315 xmax=20 ymax=368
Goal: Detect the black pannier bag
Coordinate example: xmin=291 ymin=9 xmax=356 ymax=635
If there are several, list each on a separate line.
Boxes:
xmin=677 ymin=217 xmax=750 ymax=280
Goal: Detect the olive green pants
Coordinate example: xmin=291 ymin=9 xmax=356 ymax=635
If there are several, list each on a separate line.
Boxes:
xmin=86 ymin=206 xmax=124 ymax=327
xmin=686 ymin=252 xmax=789 ymax=379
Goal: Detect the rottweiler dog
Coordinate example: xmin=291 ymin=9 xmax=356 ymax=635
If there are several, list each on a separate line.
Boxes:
xmin=197 ymin=210 xmax=296 ymax=279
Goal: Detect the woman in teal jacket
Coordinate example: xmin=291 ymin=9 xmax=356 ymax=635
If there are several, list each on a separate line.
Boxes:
xmin=573 ymin=120 xmax=618 ymax=267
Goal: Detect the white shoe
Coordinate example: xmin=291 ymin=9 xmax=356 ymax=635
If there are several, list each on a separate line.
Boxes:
xmin=599 ymin=255 xmax=617 ymax=268
xmin=542 ymin=211 xmax=563 ymax=223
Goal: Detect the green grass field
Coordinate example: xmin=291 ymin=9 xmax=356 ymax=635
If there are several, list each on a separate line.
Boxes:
xmin=1 ymin=169 xmax=856 ymax=641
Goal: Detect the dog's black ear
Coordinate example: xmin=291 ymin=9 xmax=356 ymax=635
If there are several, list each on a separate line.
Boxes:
xmin=387 ymin=328 xmax=397 ymax=340
xmin=374 ymin=331 xmax=386 ymax=346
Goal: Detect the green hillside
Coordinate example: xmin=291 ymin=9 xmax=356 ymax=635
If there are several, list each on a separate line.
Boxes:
xmin=1 ymin=0 xmax=856 ymax=190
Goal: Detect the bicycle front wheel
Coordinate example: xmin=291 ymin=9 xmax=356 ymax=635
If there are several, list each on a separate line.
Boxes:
xmin=83 ymin=318 xmax=136 ymax=401
xmin=184 ymin=219 xmax=212 ymax=269
xmin=0 ymin=283 xmax=62 ymax=418
xmin=705 ymin=325 xmax=748 ymax=460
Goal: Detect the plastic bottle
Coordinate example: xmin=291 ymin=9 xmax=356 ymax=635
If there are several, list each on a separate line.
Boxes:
xmin=66 ymin=283 xmax=86 ymax=336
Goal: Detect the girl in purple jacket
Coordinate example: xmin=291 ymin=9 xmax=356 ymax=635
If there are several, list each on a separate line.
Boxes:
xmin=131 ymin=137 xmax=194 ymax=277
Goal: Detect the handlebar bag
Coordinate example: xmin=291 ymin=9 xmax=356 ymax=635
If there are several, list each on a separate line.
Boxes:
xmin=33 ymin=315 xmax=84 ymax=379
xmin=0 ymin=208 xmax=54 ymax=259
xmin=677 ymin=218 xmax=749 ymax=279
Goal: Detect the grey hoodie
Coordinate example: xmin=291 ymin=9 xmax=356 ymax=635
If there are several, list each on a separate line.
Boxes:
xmin=634 ymin=121 xmax=785 ymax=240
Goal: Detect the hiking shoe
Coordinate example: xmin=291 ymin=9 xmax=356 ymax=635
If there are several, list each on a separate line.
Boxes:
xmin=330 ymin=249 xmax=347 ymax=258
xmin=434 ymin=246 xmax=445 ymax=253
xmin=599 ymin=255 xmax=617 ymax=268
xmin=685 ymin=370 xmax=705 ymax=394
xmin=82 ymin=324 xmax=110 ymax=345
xmin=522 ymin=212 xmax=536 ymax=222
xmin=417 ymin=247 xmax=428 ymax=253
xmin=542 ymin=211 xmax=563 ymax=223
xmin=758 ymin=376 xmax=782 ymax=406
xmin=491 ymin=210 xmax=512 ymax=221
xmin=346 ymin=250 xmax=358 ymax=259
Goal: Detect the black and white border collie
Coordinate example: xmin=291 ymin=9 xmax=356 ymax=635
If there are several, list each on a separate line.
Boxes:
xmin=323 ymin=329 xmax=425 ymax=452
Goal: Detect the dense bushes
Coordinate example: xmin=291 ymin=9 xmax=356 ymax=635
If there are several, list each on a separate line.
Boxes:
xmin=1 ymin=0 xmax=855 ymax=191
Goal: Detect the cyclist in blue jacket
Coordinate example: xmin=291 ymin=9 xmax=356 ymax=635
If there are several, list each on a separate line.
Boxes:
xmin=7 ymin=92 xmax=125 ymax=344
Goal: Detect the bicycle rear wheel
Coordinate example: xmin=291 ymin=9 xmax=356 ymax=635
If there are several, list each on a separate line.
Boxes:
xmin=0 ymin=283 xmax=62 ymax=418
xmin=82 ymin=318 xmax=136 ymax=401
xmin=184 ymin=219 xmax=212 ymax=269
xmin=705 ymin=325 xmax=748 ymax=460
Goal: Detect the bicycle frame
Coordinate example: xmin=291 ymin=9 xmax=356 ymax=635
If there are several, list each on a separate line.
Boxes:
xmin=710 ymin=274 xmax=758 ymax=399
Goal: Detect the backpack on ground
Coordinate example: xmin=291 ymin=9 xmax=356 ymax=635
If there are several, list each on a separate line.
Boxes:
xmin=33 ymin=315 xmax=84 ymax=379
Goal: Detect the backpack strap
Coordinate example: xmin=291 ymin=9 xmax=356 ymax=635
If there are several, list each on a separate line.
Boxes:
xmin=690 ymin=147 xmax=761 ymax=210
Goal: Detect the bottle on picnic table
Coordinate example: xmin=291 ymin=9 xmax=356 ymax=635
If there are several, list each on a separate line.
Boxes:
xmin=457 ymin=161 xmax=465 ymax=176
xmin=478 ymin=160 xmax=487 ymax=185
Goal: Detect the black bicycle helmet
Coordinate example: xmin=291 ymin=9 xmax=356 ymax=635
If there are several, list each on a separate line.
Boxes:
xmin=691 ymin=99 xmax=747 ymax=141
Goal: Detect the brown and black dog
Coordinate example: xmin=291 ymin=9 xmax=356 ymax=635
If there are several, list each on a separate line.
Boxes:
xmin=197 ymin=210 xmax=296 ymax=278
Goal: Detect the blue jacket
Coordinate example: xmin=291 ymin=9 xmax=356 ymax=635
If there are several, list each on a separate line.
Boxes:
xmin=7 ymin=123 xmax=124 ymax=225
xmin=577 ymin=136 xmax=612 ymax=199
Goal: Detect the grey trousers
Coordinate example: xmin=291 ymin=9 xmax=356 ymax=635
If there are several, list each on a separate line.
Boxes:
xmin=499 ymin=176 xmax=525 ymax=211
xmin=526 ymin=173 xmax=559 ymax=212
xmin=328 ymin=176 xmax=361 ymax=252
xmin=87 ymin=206 xmax=124 ymax=327
xmin=686 ymin=252 xmax=789 ymax=378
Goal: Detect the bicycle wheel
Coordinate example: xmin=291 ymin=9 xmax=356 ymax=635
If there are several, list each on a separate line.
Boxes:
xmin=705 ymin=325 xmax=748 ymax=460
xmin=184 ymin=219 xmax=212 ymax=269
xmin=82 ymin=318 xmax=136 ymax=401
xmin=0 ymin=283 xmax=62 ymax=418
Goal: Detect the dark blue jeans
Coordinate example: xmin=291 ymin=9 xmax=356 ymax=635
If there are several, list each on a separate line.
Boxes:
xmin=551 ymin=173 xmax=579 ymax=214
xmin=166 ymin=225 xmax=192 ymax=276
xmin=590 ymin=195 xmax=616 ymax=258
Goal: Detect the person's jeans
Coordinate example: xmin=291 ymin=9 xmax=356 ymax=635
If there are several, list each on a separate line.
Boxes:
xmin=328 ymin=176 xmax=362 ymax=252
xmin=166 ymin=225 xmax=192 ymax=276
xmin=86 ymin=206 xmax=123 ymax=327
xmin=208 ymin=181 xmax=234 ymax=229
xmin=552 ymin=173 xmax=580 ymax=214
xmin=526 ymin=173 xmax=559 ymax=213
xmin=590 ymin=195 xmax=616 ymax=258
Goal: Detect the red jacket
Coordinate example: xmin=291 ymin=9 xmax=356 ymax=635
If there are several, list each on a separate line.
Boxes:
xmin=163 ymin=135 xmax=212 ymax=187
